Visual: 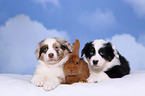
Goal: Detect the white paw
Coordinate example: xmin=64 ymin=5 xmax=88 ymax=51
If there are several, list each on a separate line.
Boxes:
xmin=43 ymin=79 xmax=60 ymax=91
xmin=87 ymin=72 xmax=110 ymax=83
xmin=87 ymin=76 xmax=98 ymax=83
xmin=34 ymin=81 xmax=44 ymax=87
xmin=30 ymin=76 xmax=44 ymax=87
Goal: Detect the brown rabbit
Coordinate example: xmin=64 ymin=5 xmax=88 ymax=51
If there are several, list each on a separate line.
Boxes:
xmin=62 ymin=39 xmax=90 ymax=84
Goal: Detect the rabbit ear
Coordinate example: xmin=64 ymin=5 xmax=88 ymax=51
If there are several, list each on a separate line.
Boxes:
xmin=55 ymin=37 xmax=73 ymax=53
xmin=72 ymin=42 xmax=75 ymax=46
xmin=71 ymin=39 xmax=80 ymax=56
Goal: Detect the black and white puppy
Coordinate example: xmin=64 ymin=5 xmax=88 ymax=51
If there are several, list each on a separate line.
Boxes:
xmin=31 ymin=37 xmax=73 ymax=91
xmin=81 ymin=39 xmax=130 ymax=83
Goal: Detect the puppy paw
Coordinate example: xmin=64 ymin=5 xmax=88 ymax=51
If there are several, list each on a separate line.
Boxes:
xmin=87 ymin=77 xmax=97 ymax=83
xmin=35 ymin=81 xmax=44 ymax=87
xmin=87 ymin=72 xmax=110 ymax=83
xmin=43 ymin=78 xmax=60 ymax=91
xmin=30 ymin=76 xmax=44 ymax=87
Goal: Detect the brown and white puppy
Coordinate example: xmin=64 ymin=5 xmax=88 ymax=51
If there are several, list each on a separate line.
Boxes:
xmin=30 ymin=37 xmax=73 ymax=91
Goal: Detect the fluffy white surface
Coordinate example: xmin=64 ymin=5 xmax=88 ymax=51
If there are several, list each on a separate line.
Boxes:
xmin=0 ymin=71 xmax=145 ymax=96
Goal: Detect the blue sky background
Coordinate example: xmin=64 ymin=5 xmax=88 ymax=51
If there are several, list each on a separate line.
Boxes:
xmin=0 ymin=0 xmax=145 ymax=75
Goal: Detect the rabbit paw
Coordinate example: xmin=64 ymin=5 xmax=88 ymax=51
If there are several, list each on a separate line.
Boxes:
xmin=61 ymin=82 xmax=67 ymax=84
xmin=79 ymin=78 xmax=88 ymax=83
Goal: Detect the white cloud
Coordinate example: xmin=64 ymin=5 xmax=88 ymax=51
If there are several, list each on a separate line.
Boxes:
xmin=125 ymin=0 xmax=145 ymax=18
xmin=32 ymin=0 xmax=60 ymax=7
xmin=0 ymin=14 xmax=69 ymax=74
xmin=106 ymin=34 xmax=145 ymax=71
xmin=137 ymin=33 xmax=145 ymax=46
xmin=79 ymin=9 xmax=116 ymax=30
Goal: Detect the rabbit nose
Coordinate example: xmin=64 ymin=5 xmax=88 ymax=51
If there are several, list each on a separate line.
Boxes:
xmin=48 ymin=53 xmax=54 ymax=58
xmin=93 ymin=60 xmax=98 ymax=65
xmin=70 ymin=70 xmax=73 ymax=74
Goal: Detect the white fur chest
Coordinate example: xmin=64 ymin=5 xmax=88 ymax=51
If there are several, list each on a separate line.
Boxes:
xmin=36 ymin=62 xmax=65 ymax=80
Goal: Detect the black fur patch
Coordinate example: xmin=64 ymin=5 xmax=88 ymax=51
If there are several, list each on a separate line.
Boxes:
xmin=105 ymin=53 xmax=130 ymax=78
xmin=39 ymin=45 xmax=48 ymax=59
xmin=81 ymin=42 xmax=95 ymax=59
xmin=61 ymin=45 xmax=68 ymax=51
xmin=98 ymin=42 xmax=115 ymax=62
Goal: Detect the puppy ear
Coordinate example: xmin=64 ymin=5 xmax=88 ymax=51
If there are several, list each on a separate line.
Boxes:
xmin=81 ymin=42 xmax=92 ymax=57
xmin=55 ymin=37 xmax=73 ymax=53
xmin=81 ymin=47 xmax=85 ymax=57
xmin=112 ymin=44 xmax=119 ymax=58
xmin=107 ymin=42 xmax=119 ymax=58
xmin=35 ymin=45 xmax=40 ymax=60
xmin=35 ymin=39 xmax=45 ymax=59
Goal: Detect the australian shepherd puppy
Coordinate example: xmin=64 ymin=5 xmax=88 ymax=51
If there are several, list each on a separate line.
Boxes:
xmin=81 ymin=39 xmax=130 ymax=83
xmin=30 ymin=37 xmax=73 ymax=91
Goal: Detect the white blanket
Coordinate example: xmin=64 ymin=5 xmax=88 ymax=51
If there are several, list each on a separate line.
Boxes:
xmin=0 ymin=71 xmax=145 ymax=96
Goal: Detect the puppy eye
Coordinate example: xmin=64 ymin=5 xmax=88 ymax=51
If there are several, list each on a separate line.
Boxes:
xmin=41 ymin=46 xmax=48 ymax=52
xmin=90 ymin=49 xmax=94 ymax=55
xmin=55 ymin=46 xmax=59 ymax=50
xmin=99 ymin=51 xmax=104 ymax=56
xmin=90 ymin=51 xmax=94 ymax=55
xmin=44 ymin=47 xmax=48 ymax=51
xmin=76 ymin=62 xmax=78 ymax=65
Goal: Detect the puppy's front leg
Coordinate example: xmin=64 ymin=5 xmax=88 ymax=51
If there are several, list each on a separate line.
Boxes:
xmin=30 ymin=74 xmax=45 ymax=87
xmin=43 ymin=78 xmax=61 ymax=91
xmin=87 ymin=72 xmax=110 ymax=83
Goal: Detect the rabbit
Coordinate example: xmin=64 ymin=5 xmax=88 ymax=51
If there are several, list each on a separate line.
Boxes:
xmin=62 ymin=39 xmax=90 ymax=84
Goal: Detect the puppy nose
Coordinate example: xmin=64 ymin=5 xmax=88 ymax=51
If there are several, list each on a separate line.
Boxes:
xmin=93 ymin=60 xmax=98 ymax=65
xmin=48 ymin=53 xmax=54 ymax=58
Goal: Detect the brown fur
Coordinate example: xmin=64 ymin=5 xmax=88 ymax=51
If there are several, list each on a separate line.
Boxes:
xmin=62 ymin=39 xmax=90 ymax=84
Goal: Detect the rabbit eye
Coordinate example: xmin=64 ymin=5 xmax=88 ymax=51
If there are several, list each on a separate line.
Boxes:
xmin=76 ymin=62 xmax=78 ymax=65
